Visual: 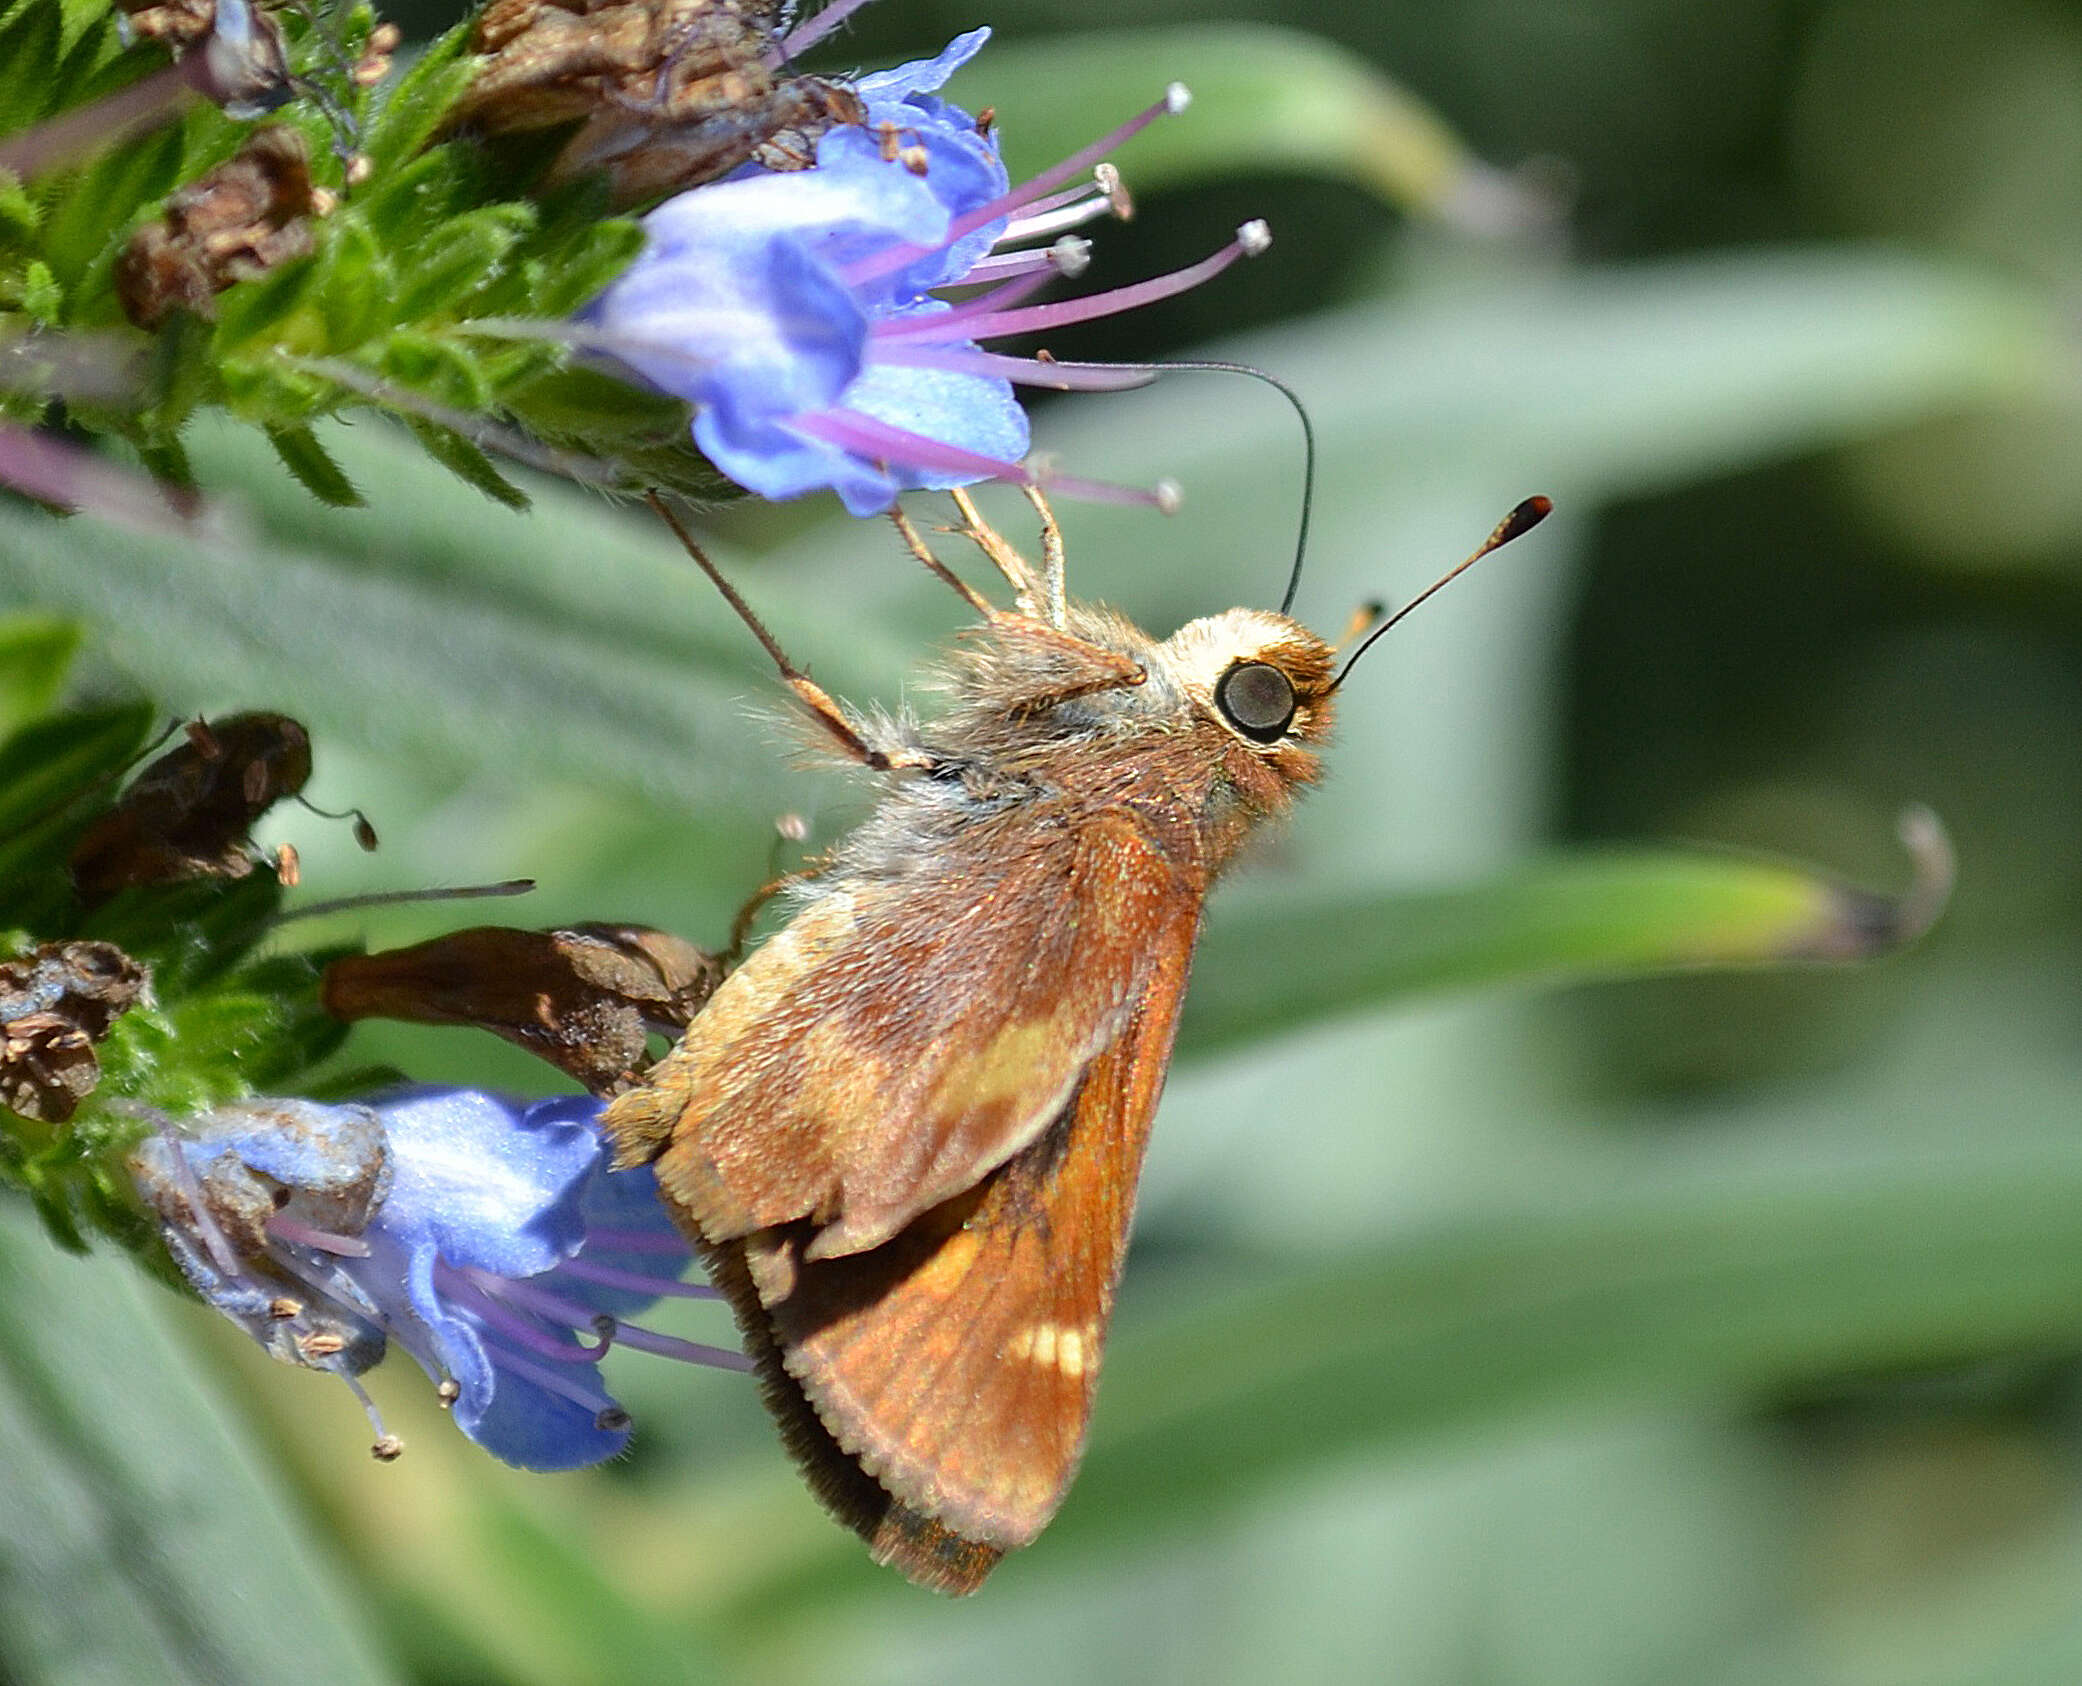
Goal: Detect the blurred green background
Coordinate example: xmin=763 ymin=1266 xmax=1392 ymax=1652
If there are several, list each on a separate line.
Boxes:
xmin=10 ymin=0 xmax=2082 ymax=1682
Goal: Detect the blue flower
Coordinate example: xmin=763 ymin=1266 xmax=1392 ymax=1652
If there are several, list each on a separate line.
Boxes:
xmin=579 ymin=31 xmax=1267 ymax=515
xmin=130 ymin=1087 xmax=744 ymax=1470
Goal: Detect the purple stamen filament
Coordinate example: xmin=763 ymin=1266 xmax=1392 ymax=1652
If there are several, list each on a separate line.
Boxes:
xmin=790 ymin=409 xmax=1041 ymax=483
xmin=486 ymin=1346 xmax=620 ymax=1416
xmin=841 ymin=84 xmax=1189 ymax=290
xmin=961 ymin=239 xmax=1091 ymax=283
xmin=943 ymin=83 xmax=1186 ymax=245
xmin=557 ymin=1255 xmax=723 ymax=1300
xmin=267 ymin=1238 xmax=385 ymax=1324
xmin=791 ymin=408 xmax=1179 ymax=509
xmin=464 ymin=1266 xmax=609 ymax=1333
xmin=1002 ymin=178 xmax=1108 ymax=222
xmin=331 ymin=1365 xmax=396 ymax=1449
xmin=268 ymin=1215 xmax=371 ymax=1256
xmin=878 ymin=222 xmax=1269 ymax=344
xmin=1000 ymin=193 xmax=1121 ymax=245
xmin=768 ymin=0 xmax=876 ymax=66
xmin=442 ymin=1264 xmax=608 ymax=1362
xmin=611 ymin=1326 xmax=755 ymax=1372
xmin=158 ymin=1129 xmax=243 ymax=1281
xmin=871 ymin=345 xmax=1159 ymax=391
xmin=447 ymin=1261 xmax=749 ymax=1379
xmin=882 ymin=265 xmax=1079 ymax=338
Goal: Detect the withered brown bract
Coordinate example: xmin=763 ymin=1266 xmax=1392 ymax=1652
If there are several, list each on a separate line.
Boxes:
xmin=69 ymin=712 xmax=313 ymax=907
xmin=445 ymin=0 xmax=864 ymax=208
xmin=602 ymin=487 xmax=1359 ymax=1594
xmin=322 ymin=922 xmax=723 ymax=1095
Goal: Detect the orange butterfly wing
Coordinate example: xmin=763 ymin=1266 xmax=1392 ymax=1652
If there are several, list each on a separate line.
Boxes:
xmin=703 ymin=873 xmax=1197 ymax=1592
xmin=609 ymin=807 xmax=1197 ymax=1260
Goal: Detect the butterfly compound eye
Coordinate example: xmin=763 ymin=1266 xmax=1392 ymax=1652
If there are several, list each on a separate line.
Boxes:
xmin=1215 ymin=661 xmax=1297 ymax=742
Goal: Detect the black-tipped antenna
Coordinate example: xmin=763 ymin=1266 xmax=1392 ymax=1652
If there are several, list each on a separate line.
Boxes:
xmin=1331 ymin=496 xmax=1554 ymax=692
xmin=1041 ymin=358 xmax=1316 ymax=615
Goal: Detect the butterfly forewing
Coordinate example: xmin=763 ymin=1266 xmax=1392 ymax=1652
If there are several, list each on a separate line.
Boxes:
xmin=712 ymin=865 xmax=1197 ymax=1587
xmin=611 ymin=809 xmax=1197 ymax=1260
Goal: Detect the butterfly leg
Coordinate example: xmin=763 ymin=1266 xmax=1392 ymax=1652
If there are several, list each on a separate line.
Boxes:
xmin=1022 ymin=485 xmax=1069 ymax=630
xmin=888 ymin=505 xmax=996 ymax=617
xmin=646 ymin=493 xmax=934 ymax=773
xmin=946 ymin=488 xmax=1054 ymax=625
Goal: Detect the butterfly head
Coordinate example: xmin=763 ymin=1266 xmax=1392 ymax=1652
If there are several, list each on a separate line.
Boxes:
xmin=1155 ymin=607 xmax=1337 ymax=792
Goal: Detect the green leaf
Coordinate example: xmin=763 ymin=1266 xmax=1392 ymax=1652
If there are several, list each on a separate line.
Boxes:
xmin=17 ymin=257 xmax=57 ymax=323
xmin=511 ymin=216 xmax=643 ymax=319
xmin=39 ymin=119 xmax=183 ymax=301
xmin=266 ymin=423 xmax=365 ymax=508
xmin=389 ymin=201 xmax=534 ymax=324
xmin=0 ymin=701 xmax=155 ymax=932
xmin=0 ymin=1198 xmax=400 ymax=1686
xmin=0 ymin=419 xmax=769 ymax=812
xmin=0 ymin=702 xmax=152 ymax=852
xmin=352 ymin=147 xmax=466 ymax=253
xmin=1180 ymin=824 xmax=1952 ymax=1055
xmin=949 ymin=25 xmax=1553 ymax=233
xmin=91 ymin=968 xmax=342 ymax=1114
xmin=49 ymin=0 xmax=114 ymax=60
xmin=212 ymin=248 xmax=321 ymax=349
xmin=0 ymin=0 xmax=62 ymax=132
xmin=132 ymin=431 xmax=193 ymax=492
xmin=362 ymin=23 xmax=480 ymax=180
xmin=378 ymin=332 xmax=493 ymax=411
xmin=312 ymin=217 xmax=390 ymax=353
xmin=83 ymin=874 xmax=286 ymax=992
xmin=0 ymin=169 xmax=39 ymax=240
xmin=402 ymin=416 xmax=529 ymax=509
xmin=0 ymin=614 xmax=79 ymax=733
xmin=501 ymin=364 xmax=690 ymax=444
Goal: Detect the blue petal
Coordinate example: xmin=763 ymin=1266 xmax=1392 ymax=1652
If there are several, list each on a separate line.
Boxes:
xmin=373 ymin=1088 xmax=601 ymax=1279
xmin=852 ymin=28 xmax=991 ymax=104
xmin=396 ymin=1239 xmax=631 ymax=1472
xmin=565 ymin=1161 xmax=694 ymax=1318
xmin=376 ymin=1231 xmax=631 ymax=1472
xmin=637 ymin=159 xmax=950 ymax=268
xmin=591 ymin=223 xmax=866 ymax=418
xmin=845 ymin=353 xmax=1029 ymax=477
xmin=458 ymin=1365 xmax=631 ymax=1472
xmin=589 ymin=161 xmax=964 ymax=424
xmin=815 ymin=123 xmax=1007 ymax=300
xmin=692 ymin=403 xmax=887 ymax=508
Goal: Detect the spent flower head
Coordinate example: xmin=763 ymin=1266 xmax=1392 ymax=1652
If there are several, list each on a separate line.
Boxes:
xmin=130 ymin=1086 xmax=744 ymax=1469
xmin=580 ymin=27 xmax=1271 ymax=514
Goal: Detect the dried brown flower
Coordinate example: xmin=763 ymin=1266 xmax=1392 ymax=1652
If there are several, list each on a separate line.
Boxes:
xmin=0 ymin=942 xmax=148 ymax=1123
xmin=114 ymin=126 xmax=320 ymax=329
